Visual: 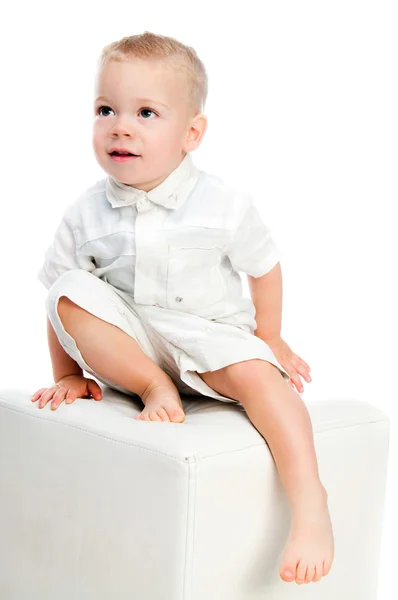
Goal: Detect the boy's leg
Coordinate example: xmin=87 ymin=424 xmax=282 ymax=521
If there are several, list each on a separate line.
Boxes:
xmin=197 ymin=360 xmax=334 ymax=585
xmin=56 ymin=296 xmax=185 ymax=422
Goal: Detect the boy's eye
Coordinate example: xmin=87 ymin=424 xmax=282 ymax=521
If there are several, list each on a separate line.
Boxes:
xmin=97 ymin=105 xmax=157 ymax=119
xmin=97 ymin=105 xmax=113 ymax=117
xmin=140 ymin=108 xmax=157 ymax=119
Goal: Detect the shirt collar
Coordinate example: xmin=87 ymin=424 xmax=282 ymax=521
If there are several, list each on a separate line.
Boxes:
xmin=105 ymin=152 xmax=201 ymax=210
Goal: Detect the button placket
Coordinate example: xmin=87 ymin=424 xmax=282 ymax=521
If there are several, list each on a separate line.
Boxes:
xmin=134 ymin=208 xmax=169 ymax=306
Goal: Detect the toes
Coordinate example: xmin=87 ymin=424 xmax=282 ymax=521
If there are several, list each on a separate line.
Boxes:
xmin=149 ymin=411 xmax=162 ymax=421
xmin=134 ymin=407 xmax=185 ymax=423
xmin=295 ymin=560 xmax=307 ymax=584
xmin=280 ymin=563 xmax=297 ymax=582
xmin=313 ymin=563 xmax=323 ymax=582
xmin=304 ymin=564 xmax=315 ymax=583
xmin=170 ymin=409 xmax=185 ymax=423
xmin=157 ymin=407 xmax=171 ymax=422
xmin=323 ymin=560 xmax=331 ymax=576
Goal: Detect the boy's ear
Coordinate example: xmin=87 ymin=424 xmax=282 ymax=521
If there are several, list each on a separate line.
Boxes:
xmin=184 ymin=114 xmax=208 ymax=152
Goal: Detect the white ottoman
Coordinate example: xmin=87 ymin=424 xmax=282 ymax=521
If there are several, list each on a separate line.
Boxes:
xmin=0 ymin=386 xmax=389 ymax=599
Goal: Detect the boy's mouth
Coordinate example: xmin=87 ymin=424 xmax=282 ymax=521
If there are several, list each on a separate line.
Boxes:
xmin=109 ymin=151 xmax=141 ymax=163
xmin=109 ymin=150 xmax=139 ymax=156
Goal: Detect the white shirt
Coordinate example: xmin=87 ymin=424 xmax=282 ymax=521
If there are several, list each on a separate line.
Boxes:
xmin=37 ymin=152 xmax=280 ymax=332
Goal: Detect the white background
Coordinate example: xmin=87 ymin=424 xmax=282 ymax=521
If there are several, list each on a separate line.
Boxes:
xmin=0 ymin=1 xmax=396 ymax=596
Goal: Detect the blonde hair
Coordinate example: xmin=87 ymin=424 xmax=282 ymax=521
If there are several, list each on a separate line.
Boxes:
xmin=96 ymin=31 xmax=208 ymax=116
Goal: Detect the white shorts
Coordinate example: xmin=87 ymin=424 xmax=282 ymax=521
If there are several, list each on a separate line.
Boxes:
xmin=45 ymin=270 xmax=290 ymax=405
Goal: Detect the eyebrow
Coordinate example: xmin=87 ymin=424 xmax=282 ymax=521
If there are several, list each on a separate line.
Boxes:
xmin=95 ymin=95 xmax=170 ymax=109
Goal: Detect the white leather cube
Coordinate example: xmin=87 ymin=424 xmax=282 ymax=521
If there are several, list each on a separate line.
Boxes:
xmin=0 ymin=387 xmax=389 ymax=599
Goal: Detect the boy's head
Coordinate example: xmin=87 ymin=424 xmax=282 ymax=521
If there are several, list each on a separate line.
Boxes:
xmin=93 ymin=31 xmax=208 ymax=192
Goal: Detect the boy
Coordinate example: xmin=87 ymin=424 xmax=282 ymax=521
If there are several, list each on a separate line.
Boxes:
xmin=32 ymin=31 xmax=334 ymax=585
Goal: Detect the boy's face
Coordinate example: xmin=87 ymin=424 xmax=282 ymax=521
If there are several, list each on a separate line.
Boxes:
xmin=93 ymin=58 xmax=207 ymax=192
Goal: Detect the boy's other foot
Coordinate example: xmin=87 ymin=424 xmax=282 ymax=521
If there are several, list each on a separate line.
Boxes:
xmin=279 ymin=486 xmax=334 ymax=584
xmin=134 ymin=381 xmax=185 ymax=423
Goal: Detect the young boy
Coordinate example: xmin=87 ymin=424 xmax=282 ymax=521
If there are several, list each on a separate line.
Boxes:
xmin=32 ymin=31 xmax=334 ymax=585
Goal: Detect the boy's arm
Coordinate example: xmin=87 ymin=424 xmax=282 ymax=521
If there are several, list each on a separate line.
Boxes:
xmin=47 ymin=316 xmax=83 ymax=383
xmin=248 ymin=262 xmax=282 ymax=343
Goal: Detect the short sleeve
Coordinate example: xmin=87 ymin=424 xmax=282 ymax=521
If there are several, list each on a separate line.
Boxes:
xmin=226 ymin=197 xmax=280 ymax=278
xmin=37 ymin=207 xmax=83 ymax=290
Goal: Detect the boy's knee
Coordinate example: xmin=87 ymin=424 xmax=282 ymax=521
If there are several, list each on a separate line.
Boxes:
xmin=198 ymin=359 xmax=279 ymax=401
xmin=223 ymin=359 xmax=283 ymax=396
xmin=227 ymin=359 xmax=278 ymax=381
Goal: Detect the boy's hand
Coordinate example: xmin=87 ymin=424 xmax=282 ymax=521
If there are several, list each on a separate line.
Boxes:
xmin=265 ymin=336 xmax=311 ymax=394
xmin=31 ymin=374 xmax=103 ymax=410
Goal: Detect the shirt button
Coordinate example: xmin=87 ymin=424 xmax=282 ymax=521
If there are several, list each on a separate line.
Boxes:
xmin=175 ymin=296 xmax=183 ymax=302
xmin=137 ymin=197 xmax=148 ymax=209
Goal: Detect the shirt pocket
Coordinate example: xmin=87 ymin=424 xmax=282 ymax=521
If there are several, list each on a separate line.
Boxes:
xmin=166 ymin=243 xmax=227 ymax=310
xmin=74 ymin=226 xmax=136 ymax=294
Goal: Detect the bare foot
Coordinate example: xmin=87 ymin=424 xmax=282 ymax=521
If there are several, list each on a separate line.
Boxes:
xmin=279 ymin=487 xmax=335 ymax=584
xmin=134 ymin=381 xmax=185 ymax=423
